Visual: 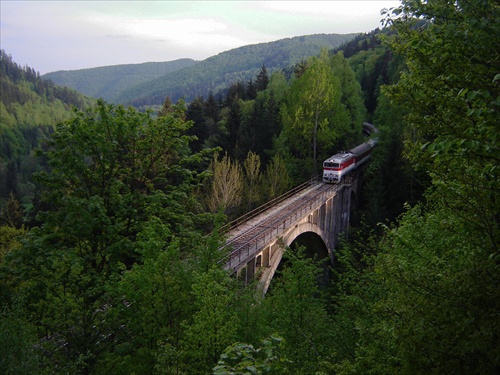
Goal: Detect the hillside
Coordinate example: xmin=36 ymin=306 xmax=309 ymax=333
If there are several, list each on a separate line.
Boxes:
xmin=44 ymin=33 xmax=358 ymax=106
xmin=43 ymin=59 xmax=198 ymax=103
xmin=0 ymin=50 xmax=94 ymax=204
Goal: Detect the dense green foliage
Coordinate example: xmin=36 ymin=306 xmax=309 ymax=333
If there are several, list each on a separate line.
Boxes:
xmin=332 ymin=0 xmax=500 ymax=373
xmin=1 ymin=0 xmax=498 ymax=372
xmin=1 ymin=41 xmax=378 ymax=373
xmin=0 ymin=100 xmax=219 ymax=373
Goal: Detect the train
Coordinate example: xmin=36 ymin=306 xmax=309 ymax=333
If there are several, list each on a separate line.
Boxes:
xmin=322 ymin=123 xmax=378 ymax=184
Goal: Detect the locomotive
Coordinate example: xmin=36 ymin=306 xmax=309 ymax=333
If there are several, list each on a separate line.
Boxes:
xmin=322 ymin=123 xmax=378 ymax=183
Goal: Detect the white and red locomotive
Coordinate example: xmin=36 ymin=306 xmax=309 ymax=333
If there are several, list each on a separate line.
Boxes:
xmin=322 ymin=138 xmax=377 ymax=183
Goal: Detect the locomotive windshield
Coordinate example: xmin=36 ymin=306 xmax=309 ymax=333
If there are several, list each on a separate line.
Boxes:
xmin=324 ymin=162 xmax=340 ymax=168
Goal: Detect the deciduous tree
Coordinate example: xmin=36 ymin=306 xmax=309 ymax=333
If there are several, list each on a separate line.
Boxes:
xmin=207 ymin=152 xmax=244 ymax=216
xmin=280 ymin=49 xmax=337 ymax=176
xmin=263 ymin=154 xmax=290 ymax=200
xmin=337 ymin=0 xmax=500 ymax=372
xmin=180 ymin=267 xmax=240 ymax=374
xmin=1 ymin=100 xmax=207 ymax=373
xmin=262 ymin=248 xmax=335 ymax=374
xmin=243 ymin=151 xmax=262 ymax=211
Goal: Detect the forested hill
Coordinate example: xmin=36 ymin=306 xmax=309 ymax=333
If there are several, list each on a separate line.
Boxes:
xmin=0 ymin=50 xmax=94 ymax=203
xmin=43 ymin=59 xmax=198 ymax=105
xmin=43 ymin=33 xmax=358 ymax=106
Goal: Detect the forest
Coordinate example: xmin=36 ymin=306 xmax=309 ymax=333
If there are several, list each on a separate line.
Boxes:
xmin=0 ymin=0 xmax=498 ymax=374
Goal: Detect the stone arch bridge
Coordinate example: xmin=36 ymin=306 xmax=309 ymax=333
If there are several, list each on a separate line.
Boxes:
xmin=220 ymin=173 xmax=364 ymax=293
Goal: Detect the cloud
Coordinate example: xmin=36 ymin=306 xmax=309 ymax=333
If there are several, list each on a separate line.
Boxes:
xmin=90 ymin=15 xmax=241 ymax=49
xmin=260 ymin=1 xmax=395 ymax=16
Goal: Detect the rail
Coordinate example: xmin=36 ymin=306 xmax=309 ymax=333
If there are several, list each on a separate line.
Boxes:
xmin=219 ymin=175 xmax=319 ymax=234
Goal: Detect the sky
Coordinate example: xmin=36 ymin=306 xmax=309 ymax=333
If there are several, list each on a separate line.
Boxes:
xmin=1 ymin=1 xmax=400 ymax=75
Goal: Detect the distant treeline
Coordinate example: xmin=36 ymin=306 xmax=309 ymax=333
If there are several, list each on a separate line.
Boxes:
xmin=1 ymin=50 xmax=87 ymax=109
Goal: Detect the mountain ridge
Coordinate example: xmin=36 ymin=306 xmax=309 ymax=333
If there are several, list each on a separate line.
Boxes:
xmin=43 ymin=59 xmax=198 ymax=104
xmin=43 ymin=33 xmax=359 ymax=106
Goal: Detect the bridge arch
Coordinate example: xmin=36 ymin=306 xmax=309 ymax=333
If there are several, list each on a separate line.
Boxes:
xmin=283 ymin=221 xmax=326 ymax=248
xmin=259 ymin=222 xmax=331 ymax=294
xmin=290 ymin=231 xmax=329 ymax=260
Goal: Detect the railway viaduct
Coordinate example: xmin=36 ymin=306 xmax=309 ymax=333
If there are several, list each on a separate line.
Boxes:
xmin=221 ymin=173 xmax=364 ymax=294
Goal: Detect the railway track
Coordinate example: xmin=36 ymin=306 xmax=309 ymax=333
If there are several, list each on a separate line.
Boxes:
xmin=222 ymin=181 xmax=347 ymax=271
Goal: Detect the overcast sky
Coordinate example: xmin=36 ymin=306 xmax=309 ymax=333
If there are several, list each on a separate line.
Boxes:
xmin=1 ymin=1 xmax=400 ymax=75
